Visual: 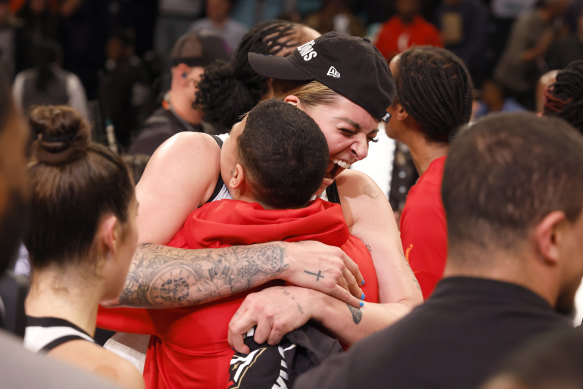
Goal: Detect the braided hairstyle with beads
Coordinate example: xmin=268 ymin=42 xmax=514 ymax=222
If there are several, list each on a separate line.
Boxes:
xmin=195 ymin=20 xmax=307 ymax=133
xmin=394 ymin=46 xmax=473 ymax=143
xmin=543 ymin=60 xmax=583 ymax=133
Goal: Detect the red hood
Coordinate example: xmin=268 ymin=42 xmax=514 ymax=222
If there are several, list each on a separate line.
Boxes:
xmin=169 ymin=198 xmax=349 ymax=249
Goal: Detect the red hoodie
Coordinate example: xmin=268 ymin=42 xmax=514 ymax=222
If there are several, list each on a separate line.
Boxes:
xmin=98 ymin=198 xmax=378 ymax=389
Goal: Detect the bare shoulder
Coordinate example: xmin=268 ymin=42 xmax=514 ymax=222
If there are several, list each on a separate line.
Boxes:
xmin=136 ymin=132 xmax=222 ymax=243
xmin=149 ymin=132 xmax=220 ymax=170
xmin=50 ymin=341 xmax=144 ymax=389
xmin=335 ymin=169 xmax=386 ymax=201
xmin=334 ymin=170 xmax=392 ymax=229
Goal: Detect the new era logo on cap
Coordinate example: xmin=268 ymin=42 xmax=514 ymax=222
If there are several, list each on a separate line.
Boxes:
xmin=248 ymin=32 xmax=396 ymax=121
xmin=327 ymin=66 xmax=340 ymax=78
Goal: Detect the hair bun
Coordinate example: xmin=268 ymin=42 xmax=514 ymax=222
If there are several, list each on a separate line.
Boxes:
xmin=29 ymin=105 xmax=90 ymax=165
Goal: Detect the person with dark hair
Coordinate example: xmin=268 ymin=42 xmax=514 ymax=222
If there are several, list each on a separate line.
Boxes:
xmin=105 ymin=33 xmax=421 ymax=368
xmin=482 ymin=327 xmax=583 ymax=389
xmin=494 ymin=0 xmax=570 ymax=109
xmin=195 ymin=19 xmax=320 ymax=133
xmin=99 ymin=29 xmax=153 ymax=151
xmin=295 ymin=112 xmax=583 ymax=389
xmin=22 ymin=105 xmax=143 ymax=388
xmin=0 ymin=58 xmax=119 ymax=389
xmin=12 ymin=39 xmax=89 ymax=120
xmin=128 ymin=31 xmax=230 ymax=156
xmin=385 ymin=45 xmax=473 ymax=298
xmin=99 ymin=99 xmax=376 ymax=388
xmin=543 ymin=60 xmax=583 ymax=133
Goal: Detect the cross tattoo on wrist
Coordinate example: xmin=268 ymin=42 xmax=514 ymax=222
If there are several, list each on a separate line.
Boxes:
xmin=304 ymin=270 xmax=324 ymax=281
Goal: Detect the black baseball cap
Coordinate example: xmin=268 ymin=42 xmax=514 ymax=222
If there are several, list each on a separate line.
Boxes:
xmin=170 ymin=32 xmax=231 ymax=68
xmin=248 ymin=32 xmax=396 ymax=122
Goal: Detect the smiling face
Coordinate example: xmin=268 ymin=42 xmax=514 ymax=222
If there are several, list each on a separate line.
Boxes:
xmin=300 ymin=95 xmax=379 ymax=180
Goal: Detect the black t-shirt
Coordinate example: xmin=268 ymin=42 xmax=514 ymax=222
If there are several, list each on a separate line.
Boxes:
xmin=294 ymin=276 xmax=570 ymax=389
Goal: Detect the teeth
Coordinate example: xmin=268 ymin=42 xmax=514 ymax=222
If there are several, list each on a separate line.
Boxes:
xmin=332 ymin=159 xmax=351 ymax=169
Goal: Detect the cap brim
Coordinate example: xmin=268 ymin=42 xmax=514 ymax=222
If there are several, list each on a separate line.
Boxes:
xmin=248 ymin=52 xmax=313 ymax=81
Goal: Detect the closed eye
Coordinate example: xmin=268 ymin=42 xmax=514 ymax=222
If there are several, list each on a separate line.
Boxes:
xmin=340 ymin=128 xmax=357 ymax=136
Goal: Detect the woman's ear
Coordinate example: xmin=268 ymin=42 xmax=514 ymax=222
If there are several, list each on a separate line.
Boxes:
xmin=393 ymin=101 xmax=409 ymax=121
xmin=99 ymin=214 xmax=118 ymax=256
xmin=283 ymin=95 xmax=301 ymax=107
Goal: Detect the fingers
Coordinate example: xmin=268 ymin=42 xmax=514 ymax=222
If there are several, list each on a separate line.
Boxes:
xmin=338 ymin=249 xmax=364 ymax=287
xmin=228 ymin=330 xmax=250 ymax=355
xmin=228 ymin=309 xmax=255 ymax=354
xmin=330 ymin=285 xmax=363 ymax=308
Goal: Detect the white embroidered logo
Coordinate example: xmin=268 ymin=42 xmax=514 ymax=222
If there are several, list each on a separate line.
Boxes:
xmin=297 ymin=40 xmax=317 ymax=61
xmin=327 ymin=66 xmax=340 ymax=78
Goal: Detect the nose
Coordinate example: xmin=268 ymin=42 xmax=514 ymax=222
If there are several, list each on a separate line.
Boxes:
xmin=351 ymin=133 xmax=369 ymax=161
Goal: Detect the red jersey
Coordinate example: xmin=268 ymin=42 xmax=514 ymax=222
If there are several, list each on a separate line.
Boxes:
xmin=375 ymin=15 xmax=443 ymax=61
xmin=400 ymin=156 xmax=447 ymax=299
xmin=98 ymin=199 xmax=378 ymax=389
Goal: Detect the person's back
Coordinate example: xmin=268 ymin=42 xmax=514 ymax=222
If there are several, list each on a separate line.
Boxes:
xmin=295 ymin=112 xmax=583 ymax=389
xmin=12 ymin=40 xmax=89 ymax=120
xmin=385 ymin=46 xmax=473 ymax=298
xmin=23 ymin=106 xmax=143 ymax=389
xmin=99 ymin=100 xmax=377 ymax=389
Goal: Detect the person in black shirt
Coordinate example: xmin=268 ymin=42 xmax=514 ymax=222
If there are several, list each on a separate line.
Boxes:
xmin=294 ymin=112 xmax=583 ymax=389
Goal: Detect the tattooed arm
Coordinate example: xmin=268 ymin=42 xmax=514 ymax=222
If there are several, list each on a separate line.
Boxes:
xmin=111 ymin=241 xmax=364 ymax=308
xmin=108 ymin=133 xmax=364 ymax=309
xmin=336 ymin=170 xmax=422 ymax=305
xmin=228 ymin=286 xmax=412 ymax=353
xmin=227 ymin=171 xmax=422 ymax=352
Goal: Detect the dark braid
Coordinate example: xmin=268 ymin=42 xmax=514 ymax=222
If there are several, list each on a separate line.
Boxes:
xmin=196 ymin=20 xmax=301 ymax=133
xmin=395 ymin=46 xmax=473 ymax=143
xmin=543 ymin=60 xmax=583 ymax=133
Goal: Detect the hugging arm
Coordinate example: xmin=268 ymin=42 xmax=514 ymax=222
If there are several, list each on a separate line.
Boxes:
xmin=109 ymin=132 xmax=364 ymax=309
xmin=108 ymin=241 xmax=364 ymax=308
xmin=228 ymin=285 xmax=412 ymax=353
xmin=228 ymin=171 xmax=423 ymax=351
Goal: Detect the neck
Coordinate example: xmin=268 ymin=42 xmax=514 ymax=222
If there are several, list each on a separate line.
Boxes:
xmin=167 ymin=91 xmax=203 ymax=125
xmin=406 ymin=135 xmax=448 ymax=175
xmin=444 ymin=247 xmax=557 ymax=308
xmin=25 ymin=266 xmax=103 ymax=337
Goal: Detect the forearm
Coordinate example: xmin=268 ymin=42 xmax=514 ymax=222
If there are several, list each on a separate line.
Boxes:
xmin=312 ymin=292 xmax=412 ymax=346
xmin=117 ymin=242 xmax=287 ymax=307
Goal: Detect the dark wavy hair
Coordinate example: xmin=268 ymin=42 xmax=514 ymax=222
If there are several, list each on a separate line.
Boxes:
xmin=195 ymin=20 xmax=306 ymax=133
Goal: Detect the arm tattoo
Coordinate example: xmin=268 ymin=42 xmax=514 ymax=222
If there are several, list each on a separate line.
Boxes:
xmin=117 ymin=242 xmax=288 ymax=308
xmin=362 ymin=184 xmax=380 ymax=199
xmin=346 ymin=303 xmax=362 ymax=324
xmin=282 ymin=289 xmax=304 ymax=315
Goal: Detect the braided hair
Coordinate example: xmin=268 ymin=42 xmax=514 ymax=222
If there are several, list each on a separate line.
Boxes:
xmin=394 ymin=46 xmax=473 ymax=143
xmin=196 ymin=20 xmax=304 ymax=133
xmin=543 ymin=60 xmax=583 ymax=133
